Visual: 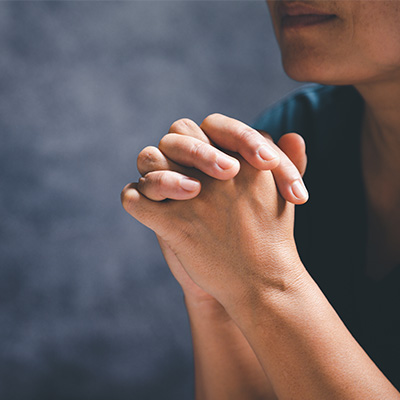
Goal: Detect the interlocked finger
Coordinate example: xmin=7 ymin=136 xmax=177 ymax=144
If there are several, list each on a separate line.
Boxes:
xmin=158 ymin=133 xmax=240 ymax=180
xmin=260 ymin=131 xmax=308 ymax=204
xmin=137 ymin=146 xmax=187 ymax=177
xmin=200 ymin=113 xmax=281 ymax=171
xmin=277 ymin=133 xmax=307 ymax=177
xmin=168 ymin=118 xmax=211 ymax=143
xmin=137 ymin=170 xmax=201 ymax=201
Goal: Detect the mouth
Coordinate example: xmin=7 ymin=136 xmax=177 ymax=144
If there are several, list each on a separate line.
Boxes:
xmin=278 ymin=2 xmax=337 ymax=29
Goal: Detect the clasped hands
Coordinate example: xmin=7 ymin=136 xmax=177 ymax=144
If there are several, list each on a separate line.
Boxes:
xmin=121 ymin=114 xmax=308 ymax=312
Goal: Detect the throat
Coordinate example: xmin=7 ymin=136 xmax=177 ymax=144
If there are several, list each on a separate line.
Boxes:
xmin=361 ymin=120 xmax=400 ymax=281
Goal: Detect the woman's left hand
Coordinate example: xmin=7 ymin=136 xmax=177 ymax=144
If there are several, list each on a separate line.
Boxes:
xmin=121 ymin=155 xmax=305 ymax=311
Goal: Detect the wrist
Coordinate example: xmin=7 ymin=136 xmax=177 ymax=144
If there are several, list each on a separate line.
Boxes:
xmin=225 ymin=256 xmax=312 ymax=324
xmin=183 ymin=292 xmax=232 ymax=322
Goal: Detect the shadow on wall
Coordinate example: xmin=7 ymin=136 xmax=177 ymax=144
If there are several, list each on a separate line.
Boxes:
xmin=0 ymin=2 xmax=301 ymax=399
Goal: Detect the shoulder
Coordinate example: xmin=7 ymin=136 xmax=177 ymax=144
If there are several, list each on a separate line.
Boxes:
xmin=252 ymin=84 xmax=364 ymax=147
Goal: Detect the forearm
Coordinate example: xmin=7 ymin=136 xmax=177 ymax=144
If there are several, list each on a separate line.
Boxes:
xmin=184 ymin=295 xmax=276 ymax=400
xmin=231 ymin=263 xmax=400 ymax=400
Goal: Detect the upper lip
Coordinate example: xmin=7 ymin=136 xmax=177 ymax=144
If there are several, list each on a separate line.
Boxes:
xmin=277 ymin=2 xmax=336 ymax=18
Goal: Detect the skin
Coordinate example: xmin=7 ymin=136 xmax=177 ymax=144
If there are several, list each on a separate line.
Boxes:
xmin=122 ymin=155 xmax=399 ymax=399
xmin=136 ymin=116 xmax=307 ymax=399
xmin=137 ymin=116 xmax=308 ymax=204
xmin=122 ymin=1 xmax=400 ymax=398
xmin=266 ymin=0 xmax=400 ymax=279
xmin=267 ymin=0 xmax=400 ymax=85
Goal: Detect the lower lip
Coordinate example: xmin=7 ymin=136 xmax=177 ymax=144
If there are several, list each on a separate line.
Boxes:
xmin=282 ymin=14 xmax=337 ymax=29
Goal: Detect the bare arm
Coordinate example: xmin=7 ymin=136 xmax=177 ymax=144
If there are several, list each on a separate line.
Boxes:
xmin=158 ymin=239 xmax=276 ymax=400
xmin=229 ymin=262 xmax=400 ymax=400
xmin=134 ymin=115 xmax=308 ymax=399
xmin=122 ymin=150 xmax=400 ymax=399
xmin=185 ymin=296 xmax=276 ymax=400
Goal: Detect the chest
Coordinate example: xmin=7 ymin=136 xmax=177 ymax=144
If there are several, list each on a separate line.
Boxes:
xmin=364 ymin=209 xmax=400 ymax=280
xmin=362 ymin=144 xmax=400 ymax=280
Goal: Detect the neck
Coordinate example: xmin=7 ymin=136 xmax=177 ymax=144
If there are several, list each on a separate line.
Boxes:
xmin=354 ymin=79 xmax=400 ymax=279
xmin=355 ymin=78 xmax=400 ymax=210
xmin=355 ymin=79 xmax=400 ymax=169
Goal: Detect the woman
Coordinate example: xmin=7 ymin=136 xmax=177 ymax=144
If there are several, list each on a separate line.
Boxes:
xmin=121 ymin=1 xmax=400 ymax=398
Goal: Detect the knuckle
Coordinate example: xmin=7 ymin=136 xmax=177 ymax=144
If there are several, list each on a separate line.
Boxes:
xmin=145 ymin=171 xmax=169 ymax=190
xmin=158 ymin=134 xmax=174 ymax=152
xmin=120 ymin=185 xmax=135 ymax=211
xmin=200 ymin=113 xmax=222 ymax=128
xmin=190 ymin=141 xmax=208 ymax=160
xmin=158 ymin=134 xmax=168 ymax=148
xmin=169 ymin=118 xmax=197 ymax=133
xmin=155 ymin=172 xmax=168 ymax=188
xmin=137 ymin=146 xmax=159 ymax=167
xmin=237 ymin=127 xmax=258 ymax=146
xmin=282 ymin=161 xmax=301 ymax=181
xmin=140 ymin=173 xmax=171 ymax=202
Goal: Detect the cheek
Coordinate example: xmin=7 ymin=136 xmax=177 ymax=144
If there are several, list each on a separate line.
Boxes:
xmin=275 ymin=1 xmax=400 ymax=85
xmin=353 ymin=3 xmax=400 ymax=72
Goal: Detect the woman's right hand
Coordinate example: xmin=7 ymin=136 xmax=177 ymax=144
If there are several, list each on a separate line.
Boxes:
xmin=135 ymin=114 xmax=308 ymax=302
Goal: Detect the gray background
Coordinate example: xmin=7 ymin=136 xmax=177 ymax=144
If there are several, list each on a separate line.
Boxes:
xmin=0 ymin=2 xmax=301 ymax=399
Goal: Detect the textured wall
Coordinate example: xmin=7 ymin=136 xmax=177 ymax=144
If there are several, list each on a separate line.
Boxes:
xmin=0 ymin=2 xmax=301 ymax=399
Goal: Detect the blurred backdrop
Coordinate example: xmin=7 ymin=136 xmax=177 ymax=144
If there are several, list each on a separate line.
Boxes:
xmin=0 ymin=2 xmax=301 ymax=399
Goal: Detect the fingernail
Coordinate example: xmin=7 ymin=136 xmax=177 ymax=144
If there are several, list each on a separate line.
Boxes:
xmin=180 ymin=178 xmax=200 ymax=192
xmin=291 ymin=180 xmax=309 ymax=201
xmin=258 ymin=145 xmax=279 ymax=162
xmin=216 ymin=155 xmax=237 ymax=170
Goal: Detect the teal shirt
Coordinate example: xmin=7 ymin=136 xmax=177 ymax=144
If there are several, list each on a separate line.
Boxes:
xmin=253 ymin=85 xmax=399 ymax=389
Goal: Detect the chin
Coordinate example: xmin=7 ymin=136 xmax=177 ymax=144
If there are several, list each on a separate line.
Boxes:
xmin=281 ymin=54 xmax=358 ymax=86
